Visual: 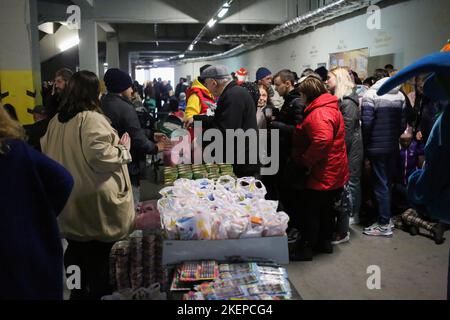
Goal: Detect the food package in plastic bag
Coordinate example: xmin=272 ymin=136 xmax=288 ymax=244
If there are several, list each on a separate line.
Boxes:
xmin=194 ymin=213 xmax=212 ymax=240
xmin=176 ymin=216 xmax=196 ymax=240
xmin=216 ymin=175 xmax=236 ymax=192
xmin=236 ymin=177 xmax=267 ymax=200
xmin=263 ymin=211 xmax=290 ymax=237
xmin=224 ymin=216 xmax=249 ymax=239
xmin=173 ymin=178 xmax=197 ymax=197
xmin=241 ymin=215 xmax=264 ymax=238
xmin=210 ymin=215 xmax=228 ymax=240
xmin=194 ymin=179 xmax=215 ymax=198
xmin=159 ymin=186 xmax=174 ymax=198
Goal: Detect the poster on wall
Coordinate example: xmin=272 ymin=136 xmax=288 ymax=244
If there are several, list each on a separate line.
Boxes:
xmin=329 ymin=48 xmax=369 ymax=80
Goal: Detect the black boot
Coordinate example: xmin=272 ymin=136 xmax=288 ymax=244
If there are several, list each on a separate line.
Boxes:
xmin=431 ymin=223 xmax=445 ymax=245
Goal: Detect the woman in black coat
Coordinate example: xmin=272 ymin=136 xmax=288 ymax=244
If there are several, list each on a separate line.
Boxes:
xmin=327 ymin=67 xmax=364 ymax=243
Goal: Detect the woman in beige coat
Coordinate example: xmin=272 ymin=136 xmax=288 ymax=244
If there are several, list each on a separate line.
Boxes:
xmin=41 ymin=70 xmax=135 ymax=300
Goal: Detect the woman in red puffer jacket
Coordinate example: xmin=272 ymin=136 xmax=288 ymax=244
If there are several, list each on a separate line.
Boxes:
xmin=290 ymin=76 xmax=349 ymax=261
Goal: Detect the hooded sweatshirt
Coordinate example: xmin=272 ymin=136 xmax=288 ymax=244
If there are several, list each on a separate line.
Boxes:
xmin=361 ymin=77 xmax=406 ymax=156
xmin=292 ymin=93 xmax=349 ymax=191
xmin=184 ymin=78 xmax=216 ymax=120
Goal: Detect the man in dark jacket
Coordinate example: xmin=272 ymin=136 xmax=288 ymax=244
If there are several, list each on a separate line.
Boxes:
xmin=23 ymin=105 xmax=49 ymax=152
xmin=175 ymin=78 xmax=188 ymax=98
xmin=262 ymin=70 xmax=306 ymax=238
xmin=187 ymin=65 xmax=259 ymax=177
xmin=101 ymin=69 xmax=172 ymax=204
xmin=361 ymin=69 xmax=406 ymax=237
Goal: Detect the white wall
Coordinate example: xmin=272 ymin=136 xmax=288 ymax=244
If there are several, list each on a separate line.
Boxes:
xmin=175 ymin=0 xmax=450 ymax=81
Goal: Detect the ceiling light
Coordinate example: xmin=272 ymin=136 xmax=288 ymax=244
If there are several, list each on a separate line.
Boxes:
xmin=218 ymin=7 xmax=229 ymax=18
xmin=103 ymin=62 xmax=108 ymax=66
xmin=188 ymin=44 xmax=194 ymax=51
xmin=207 ymin=18 xmax=217 ymax=28
xmin=58 ymin=35 xmax=80 ymax=52
xmin=178 ymin=54 xmax=185 ymax=58
xmin=153 ymin=58 xmax=165 ymax=62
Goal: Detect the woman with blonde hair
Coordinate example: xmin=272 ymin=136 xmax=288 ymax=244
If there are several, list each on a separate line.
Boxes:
xmin=326 ymin=67 xmax=364 ymax=243
xmin=0 ymin=105 xmax=73 ymax=299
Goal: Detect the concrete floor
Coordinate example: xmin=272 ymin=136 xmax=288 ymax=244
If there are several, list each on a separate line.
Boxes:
xmin=287 ymin=226 xmax=449 ymax=300
xmin=140 ymin=166 xmax=450 ymax=300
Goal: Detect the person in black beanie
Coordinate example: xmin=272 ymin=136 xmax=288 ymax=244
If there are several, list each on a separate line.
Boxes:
xmin=101 ymin=68 xmax=172 ymax=206
xmin=315 ymin=66 xmax=328 ymax=83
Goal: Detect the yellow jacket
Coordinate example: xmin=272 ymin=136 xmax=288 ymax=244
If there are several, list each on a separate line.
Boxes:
xmin=184 ymin=79 xmax=215 ymax=120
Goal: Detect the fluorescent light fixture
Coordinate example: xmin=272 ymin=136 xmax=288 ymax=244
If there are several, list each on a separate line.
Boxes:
xmin=58 ymin=36 xmax=80 ymax=52
xmin=153 ymin=58 xmax=165 ymax=62
xmin=38 ymin=22 xmax=55 ymax=34
xmin=207 ymin=18 xmax=217 ymax=28
xmin=188 ymin=44 xmax=194 ymax=51
xmin=178 ymin=54 xmax=185 ymax=58
xmin=218 ymin=7 xmax=229 ymax=18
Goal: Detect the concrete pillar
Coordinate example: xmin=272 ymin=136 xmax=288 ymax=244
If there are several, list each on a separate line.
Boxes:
xmin=106 ymin=33 xmax=120 ymax=69
xmin=78 ymin=19 xmax=98 ymax=74
xmin=0 ymin=0 xmax=42 ymax=125
xmin=98 ymin=59 xmax=105 ymax=80
xmin=119 ymin=43 xmax=130 ymax=74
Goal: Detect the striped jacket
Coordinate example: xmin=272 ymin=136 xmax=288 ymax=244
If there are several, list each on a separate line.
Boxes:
xmin=361 ymin=77 xmax=406 ymax=156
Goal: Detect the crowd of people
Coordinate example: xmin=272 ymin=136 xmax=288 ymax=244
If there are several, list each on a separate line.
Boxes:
xmin=1 ymin=55 xmax=448 ymax=299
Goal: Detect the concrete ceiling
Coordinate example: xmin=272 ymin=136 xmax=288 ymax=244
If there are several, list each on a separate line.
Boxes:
xmin=36 ymin=0 xmax=320 ymax=65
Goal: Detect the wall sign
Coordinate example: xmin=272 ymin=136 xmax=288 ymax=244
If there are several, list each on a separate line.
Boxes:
xmin=329 ymin=47 xmax=369 ymax=80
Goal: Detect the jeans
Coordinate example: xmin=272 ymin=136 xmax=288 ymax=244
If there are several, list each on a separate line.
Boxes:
xmin=369 ymin=155 xmax=395 ymax=225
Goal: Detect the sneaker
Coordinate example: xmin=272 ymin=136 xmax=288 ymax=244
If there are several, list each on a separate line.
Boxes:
xmin=331 ymin=232 xmax=350 ymax=245
xmin=364 ymin=220 xmax=394 ymax=231
xmin=363 ymin=223 xmax=393 ymax=237
xmin=364 ymin=222 xmax=379 ymax=232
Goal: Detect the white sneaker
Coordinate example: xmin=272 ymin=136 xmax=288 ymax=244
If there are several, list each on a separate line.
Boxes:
xmin=389 ymin=219 xmax=395 ymax=229
xmin=363 ymin=222 xmax=379 ymax=232
xmin=364 ymin=220 xmax=394 ymax=231
xmin=331 ymin=232 xmax=350 ymax=245
xmin=363 ymin=223 xmax=393 ymax=237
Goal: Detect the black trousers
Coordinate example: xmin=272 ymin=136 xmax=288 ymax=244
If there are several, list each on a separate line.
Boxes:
xmin=299 ymin=189 xmax=341 ymax=247
xmin=64 ymin=240 xmax=115 ymax=300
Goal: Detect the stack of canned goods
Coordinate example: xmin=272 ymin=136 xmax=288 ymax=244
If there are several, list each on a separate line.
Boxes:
xmin=163 ymin=164 xmax=235 ymax=185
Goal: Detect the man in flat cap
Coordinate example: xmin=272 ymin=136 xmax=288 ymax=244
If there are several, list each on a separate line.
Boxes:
xmin=186 ymin=65 xmax=259 ymax=177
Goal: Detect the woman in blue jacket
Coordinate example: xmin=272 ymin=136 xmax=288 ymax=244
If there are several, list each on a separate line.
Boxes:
xmin=0 ymin=105 xmax=74 ymax=300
